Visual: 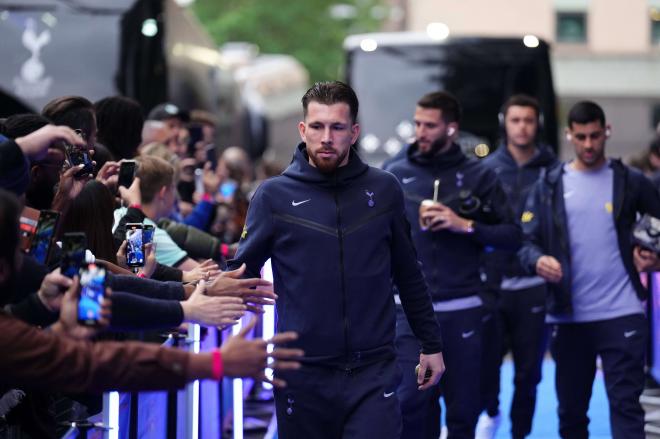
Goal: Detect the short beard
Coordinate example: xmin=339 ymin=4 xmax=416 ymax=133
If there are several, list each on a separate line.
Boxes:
xmin=419 ymin=135 xmax=449 ymax=158
xmin=308 ymin=148 xmax=350 ymax=174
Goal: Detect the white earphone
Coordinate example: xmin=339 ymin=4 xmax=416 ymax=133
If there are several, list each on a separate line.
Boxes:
xmin=448 ymin=127 xmax=456 ymax=136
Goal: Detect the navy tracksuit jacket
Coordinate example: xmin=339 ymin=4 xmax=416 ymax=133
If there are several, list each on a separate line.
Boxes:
xmin=229 ymin=143 xmax=443 ymax=364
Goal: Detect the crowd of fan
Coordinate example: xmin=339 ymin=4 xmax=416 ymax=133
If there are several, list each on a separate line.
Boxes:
xmin=0 ymin=95 xmax=298 ymax=437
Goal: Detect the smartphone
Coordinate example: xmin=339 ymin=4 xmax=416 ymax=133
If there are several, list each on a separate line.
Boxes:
xmin=125 ymin=223 xmax=145 ymax=267
xmin=118 ymin=160 xmax=137 ymax=189
xmin=19 ymin=206 xmax=40 ymax=253
xmin=187 ymin=124 xmax=203 ymax=154
xmin=143 ymin=224 xmax=155 ymax=245
xmin=61 ymin=232 xmax=87 ymax=278
xmin=64 ymin=143 xmax=94 ymax=178
xmin=29 ymin=210 xmax=60 ymax=264
xmin=220 ymin=180 xmax=237 ymax=199
xmin=77 ymin=262 xmax=107 ymax=326
xmin=205 ymin=144 xmax=217 ymax=170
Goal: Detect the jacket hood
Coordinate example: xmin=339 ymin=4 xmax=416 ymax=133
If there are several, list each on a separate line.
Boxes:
xmin=282 ymin=142 xmax=369 ymax=188
xmin=491 ymin=141 xmax=557 ymax=169
xmin=407 ymin=141 xmax=466 ymax=170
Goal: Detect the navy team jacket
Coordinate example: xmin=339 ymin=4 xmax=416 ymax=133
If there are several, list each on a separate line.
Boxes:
xmin=228 ymin=143 xmax=443 ymax=365
xmin=385 ymin=142 xmax=521 ymax=301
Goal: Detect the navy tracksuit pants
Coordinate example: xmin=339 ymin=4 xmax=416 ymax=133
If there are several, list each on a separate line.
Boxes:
xmin=481 ymin=284 xmax=547 ymax=438
xmin=395 ymin=305 xmax=483 ymax=439
xmin=550 ymin=313 xmax=647 ymax=439
xmin=274 ymin=357 xmax=402 ymax=439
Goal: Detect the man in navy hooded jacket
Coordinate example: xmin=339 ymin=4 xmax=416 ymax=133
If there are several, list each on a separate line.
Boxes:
xmin=519 ymin=101 xmax=660 ymax=439
xmin=477 ymin=95 xmax=558 ymax=439
xmin=228 ymin=81 xmax=445 ymax=438
xmin=385 ymin=91 xmax=521 ymax=439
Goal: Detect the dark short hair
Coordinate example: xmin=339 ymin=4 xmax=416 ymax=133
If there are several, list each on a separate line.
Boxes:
xmin=417 ymin=91 xmax=462 ymax=124
xmin=0 ymin=113 xmax=50 ymax=139
xmin=302 ymin=81 xmax=359 ymax=123
xmin=501 ymin=94 xmax=540 ymax=119
xmin=95 ymin=96 xmax=144 ymax=160
xmin=567 ymin=101 xmax=606 ymax=128
xmin=42 ymin=96 xmax=96 ymax=140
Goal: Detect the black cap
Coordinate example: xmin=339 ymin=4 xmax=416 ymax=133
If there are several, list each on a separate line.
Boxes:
xmin=147 ymin=103 xmax=189 ymax=122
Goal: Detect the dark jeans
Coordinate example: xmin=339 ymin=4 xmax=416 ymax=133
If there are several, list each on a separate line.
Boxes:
xmin=274 ymin=358 xmax=402 ymax=439
xmin=551 ymin=314 xmax=647 ymax=439
xmin=396 ymin=305 xmax=482 ymax=439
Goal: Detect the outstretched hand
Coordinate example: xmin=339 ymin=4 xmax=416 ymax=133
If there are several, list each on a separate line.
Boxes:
xmin=220 ymin=316 xmax=303 ymax=388
xmin=180 ymin=280 xmax=246 ymax=328
xmin=207 ymin=264 xmax=277 ymax=313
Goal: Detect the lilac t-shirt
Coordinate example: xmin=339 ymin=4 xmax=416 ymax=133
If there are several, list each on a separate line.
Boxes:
xmin=548 ymin=161 xmax=643 ymax=323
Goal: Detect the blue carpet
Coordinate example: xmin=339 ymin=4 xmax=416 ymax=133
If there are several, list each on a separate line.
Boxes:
xmin=272 ymin=359 xmax=612 ymax=438
xmin=493 ymin=359 xmax=611 ymax=438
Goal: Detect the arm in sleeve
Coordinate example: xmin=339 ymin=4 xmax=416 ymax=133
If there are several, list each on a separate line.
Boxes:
xmin=0 ymin=140 xmax=29 ymax=194
xmin=109 ymin=291 xmax=184 ymax=331
xmin=635 ymin=172 xmax=660 ymax=218
xmin=182 ymin=200 xmax=214 ymax=231
xmin=390 ymin=182 xmax=443 ymax=354
xmin=468 ymin=170 xmax=522 ymax=251
xmin=226 ymin=185 xmax=274 ymax=278
xmin=151 ymin=263 xmax=183 ymax=282
xmin=0 ymin=313 xmax=202 ymax=393
xmin=107 ymin=274 xmax=185 ymax=301
xmin=517 ymin=178 xmax=546 ymax=275
xmin=4 ymin=293 xmax=58 ymax=327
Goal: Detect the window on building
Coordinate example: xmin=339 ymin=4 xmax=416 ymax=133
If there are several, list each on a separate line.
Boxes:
xmin=652 ymin=104 xmax=660 ymax=130
xmin=556 ymin=12 xmax=587 ymax=43
xmin=652 ymin=10 xmax=660 ymax=44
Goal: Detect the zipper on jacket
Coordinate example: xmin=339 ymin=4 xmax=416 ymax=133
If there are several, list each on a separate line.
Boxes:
xmin=333 ymin=181 xmax=351 ymax=366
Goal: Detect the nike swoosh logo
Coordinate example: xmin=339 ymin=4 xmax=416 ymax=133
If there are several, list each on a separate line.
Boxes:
xmin=461 ymin=330 xmax=475 ymax=339
xmin=291 ymin=199 xmax=311 ymax=207
xmin=624 ymin=330 xmax=637 ymax=338
xmin=383 ymin=391 xmax=395 ymax=398
xmin=530 ymin=306 xmax=545 ymax=314
xmin=401 ymin=177 xmax=416 ymax=184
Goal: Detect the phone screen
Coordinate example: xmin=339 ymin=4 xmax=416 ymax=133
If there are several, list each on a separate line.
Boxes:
xmin=65 ymin=143 xmax=94 ymax=178
xmin=143 ymin=225 xmax=154 ymax=245
xmin=29 ymin=210 xmax=60 ymax=264
xmin=126 ymin=224 xmax=144 ymax=267
xmin=220 ymin=181 xmax=237 ymax=199
xmin=61 ymin=233 xmax=87 ymax=278
xmin=118 ymin=160 xmax=136 ymax=189
xmin=78 ymin=263 xmax=106 ymax=326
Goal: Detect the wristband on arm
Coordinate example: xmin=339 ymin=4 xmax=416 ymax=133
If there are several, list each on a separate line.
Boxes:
xmin=212 ymin=349 xmax=223 ymax=380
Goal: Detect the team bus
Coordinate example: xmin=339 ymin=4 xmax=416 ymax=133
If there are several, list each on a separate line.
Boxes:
xmin=344 ymin=32 xmax=558 ymax=165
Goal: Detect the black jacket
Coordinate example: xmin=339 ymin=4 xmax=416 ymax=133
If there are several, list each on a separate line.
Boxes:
xmin=228 ymin=143 xmax=443 ymax=365
xmin=480 ymin=143 xmax=558 ymax=279
xmin=385 ymin=143 xmax=521 ymax=301
xmin=519 ymin=159 xmax=660 ymax=315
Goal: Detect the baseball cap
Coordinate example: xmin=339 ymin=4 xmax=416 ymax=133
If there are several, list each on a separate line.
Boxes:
xmin=147 ymin=103 xmax=189 ymax=122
